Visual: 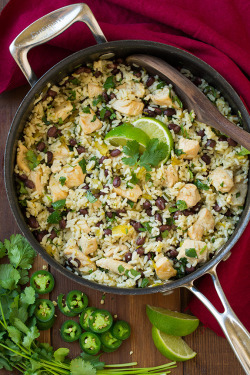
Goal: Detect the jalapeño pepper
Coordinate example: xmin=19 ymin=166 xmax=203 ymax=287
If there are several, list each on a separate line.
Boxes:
xmin=80 ymin=307 xmax=96 ymax=330
xmin=34 ymin=299 xmax=55 ymax=330
xmin=112 ymin=320 xmax=131 ymax=340
xmin=66 ymin=290 xmax=88 ymax=315
xmin=79 ymin=332 xmax=101 ymax=355
xmin=60 ymin=320 xmax=82 ymax=342
xmin=57 ymin=293 xmax=76 ymax=317
xmin=89 ymin=309 xmax=113 ymax=333
xmin=100 ymin=330 xmax=122 ymax=350
xmin=30 ymin=270 xmax=55 ymax=294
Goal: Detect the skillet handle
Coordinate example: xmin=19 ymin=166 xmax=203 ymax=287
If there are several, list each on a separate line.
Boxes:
xmin=9 ymin=3 xmax=107 ymax=87
xmin=185 ymin=266 xmax=250 ymax=375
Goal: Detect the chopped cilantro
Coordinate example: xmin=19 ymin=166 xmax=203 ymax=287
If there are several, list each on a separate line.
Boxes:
xmin=173 ymin=95 xmax=183 ymax=108
xmin=130 ymin=171 xmax=139 ymax=185
xmin=180 ymin=124 xmax=188 ymax=138
xmin=237 ymin=147 xmax=250 ymax=156
xmin=127 ymin=200 xmax=134 ymax=208
xmin=103 ymin=75 xmax=115 ymax=89
xmin=156 ymin=80 xmax=166 ymax=89
xmin=59 ymin=176 xmax=66 ymax=186
xmin=194 ymin=179 xmax=209 ymax=190
xmin=18 ymin=181 xmax=28 ymax=195
xmin=86 ymin=191 xmax=97 ymax=203
xmin=175 ymin=148 xmax=185 ymax=156
xmin=69 ymin=78 xmax=80 ymax=85
xmin=92 ymin=95 xmax=103 ymax=106
xmin=68 ymin=90 xmax=76 ymax=101
xmin=52 ymin=199 xmax=66 ymax=210
xmin=185 ymin=248 xmax=198 ymax=258
xmin=187 ymin=167 xmax=193 ymax=179
xmin=145 ymin=173 xmax=151 ymax=182
xmin=118 ymin=265 xmax=124 ymax=273
xmin=47 ymin=210 xmax=62 ymax=224
xmin=82 ymin=106 xmax=91 ymax=114
xmin=129 ymin=269 xmax=141 ymax=278
xmin=220 ymin=182 xmax=224 ymax=187
xmin=138 ymin=222 xmax=152 ymax=233
xmin=91 ymin=115 xmax=97 ymax=123
xmin=78 ymin=158 xmax=87 ymax=173
xmin=162 ymin=230 xmax=169 ymax=238
xmin=58 ymin=117 xmax=63 ymax=125
xmin=110 ymin=112 xmax=116 ymax=120
xmin=42 ymin=116 xmax=51 ymax=125
xmin=169 ymin=200 xmax=187 ymax=213
xmin=90 ymin=156 xmax=99 ymax=168
xmin=236 ymin=192 xmax=241 ymax=198
xmin=199 ymin=245 xmax=207 ymax=255
xmin=26 ymin=150 xmax=40 ymax=170
xmin=140 ymin=278 xmax=149 ymax=288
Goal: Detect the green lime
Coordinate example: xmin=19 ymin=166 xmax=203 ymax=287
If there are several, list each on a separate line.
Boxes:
xmin=146 ymin=305 xmax=199 ymax=336
xmin=104 ymin=123 xmax=150 ymax=152
xmin=133 ymin=117 xmax=173 ymax=162
xmin=152 ymin=326 xmax=197 ymax=362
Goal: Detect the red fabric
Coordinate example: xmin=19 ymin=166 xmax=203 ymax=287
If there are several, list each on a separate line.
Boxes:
xmin=0 ymin=0 xmax=250 ymax=336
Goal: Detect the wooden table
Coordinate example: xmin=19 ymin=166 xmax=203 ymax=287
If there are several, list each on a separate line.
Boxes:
xmin=0 ymin=2 xmax=245 ymax=373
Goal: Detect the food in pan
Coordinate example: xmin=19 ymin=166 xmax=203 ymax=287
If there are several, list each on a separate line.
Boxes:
xmin=15 ymin=58 xmax=249 ymax=288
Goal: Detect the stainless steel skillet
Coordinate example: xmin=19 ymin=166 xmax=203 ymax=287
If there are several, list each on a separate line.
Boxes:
xmin=4 ymin=4 xmax=250 ymax=372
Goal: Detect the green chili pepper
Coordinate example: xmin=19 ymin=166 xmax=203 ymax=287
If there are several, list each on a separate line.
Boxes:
xmin=60 ymin=320 xmax=82 ymax=342
xmin=66 ymin=290 xmax=88 ymax=315
xmin=30 ymin=270 xmax=55 ymax=294
xmin=79 ymin=332 xmax=101 ymax=355
xmin=89 ymin=309 xmax=113 ymax=334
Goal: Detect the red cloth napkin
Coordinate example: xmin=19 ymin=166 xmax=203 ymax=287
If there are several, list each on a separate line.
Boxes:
xmin=1 ymin=0 xmax=250 ymax=336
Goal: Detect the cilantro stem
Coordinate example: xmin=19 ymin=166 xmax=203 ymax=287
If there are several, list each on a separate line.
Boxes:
xmin=105 ymin=363 xmax=138 ymax=367
xmin=0 ymin=299 xmax=7 ymax=328
xmin=0 ymin=342 xmax=30 ymax=359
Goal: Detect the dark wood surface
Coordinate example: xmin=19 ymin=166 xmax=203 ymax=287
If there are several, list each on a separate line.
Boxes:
xmin=0 ymin=1 xmax=245 ymax=374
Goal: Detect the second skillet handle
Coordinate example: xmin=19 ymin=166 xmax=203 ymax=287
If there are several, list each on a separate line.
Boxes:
xmin=9 ymin=3 xmax=107 ymax=87
xmin=185 ymin=266 xmax=250 ymax=375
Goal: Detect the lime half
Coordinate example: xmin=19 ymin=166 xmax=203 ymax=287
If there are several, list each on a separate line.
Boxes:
xmin=133 ymin=117 xmax=173 ymax=162
xmin=104 ymin=123 xmax=150 ymax=152
xmin=146 ymin=305 xmax=199 ymax=336
xmin=152 ymin=326 xmax=197 ymax=362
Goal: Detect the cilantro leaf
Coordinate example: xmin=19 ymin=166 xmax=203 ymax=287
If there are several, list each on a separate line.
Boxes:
xmin=0 ymin=264 xmax=20 ymax=290
xmin=52 ymin=199 xmax=66 ymax=210
xmin=54 ymin=348 xmax=70 ymax=363
xmin=0 ymin=242 xmax=6 ymax=258
xmin=80 ymin=353 xmax=104 ymax=370
xmin=140 ymin=139 xmax=169 ymax=171
xmin=169 ymin=200 xmax=187 ymax=213
xmin=237 ymin=147 xmax=250 ymax=156
xmin=140 ymin=278 xmax=149 ymax=288
xmin=26 ymin=150 xmax=40 ymax=170
xmin=194 ymin=179 xmax=209 ymax=190
xmin=103 ymin=75 xmax=115 ymax=90
xmin=156 ymin=80 xmax=166 ymax=89
xmin=79 ymin=158 xmax=87 ymax=174
xmin=19 ymin=269 xmax=29 ymax=285
xmin=70 ymin=358 xmax=96 ymax=375
xmin=47 ymin=211 xmax=62 ymax=224
xmin=185 ymin=248 xmax=197 ymax=258
xmin=7 ymin=326 xmax=22 ymax=344
xmin=86 ymin=191 xmax=97 ymax=203
xmin=122 ymin=140 xmax=140 ymax=167
xmin=118 ymin=265 xmax=125 ymax=273
xmin=175 ymin=148 xmax=185 ymax=156
xmin=92 ymin=95 xmax=103 ymax=106
xmin=68 ymin=90 xmax=76 ymax=101
xmin=82 ymin=106 xmax=91 ymax=114
xmin=130 ymin=171 xmax=139 ymax=185
xmin=4 ymin=235 xmax=36 ymax=270
xmin=20 ymin=287 xmax=36 ymax=305
xmin=18 ymin=180 xmax=28 ymax=194
xmin=59 ymin=176 xmax=66 ymax=186
xmin=22 ymin=326 xmax=40 ymax=348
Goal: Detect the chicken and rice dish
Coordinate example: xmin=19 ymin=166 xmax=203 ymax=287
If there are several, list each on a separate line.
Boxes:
xmin=15 ymin=58 xmax=249 ymax=288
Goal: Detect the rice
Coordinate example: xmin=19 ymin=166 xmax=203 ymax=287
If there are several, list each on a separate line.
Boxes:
xmin=15 ymin=58 xmax=249 ymax=288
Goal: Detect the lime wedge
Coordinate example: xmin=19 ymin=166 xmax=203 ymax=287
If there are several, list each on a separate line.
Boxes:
xmin=152 ymin=326 xmax=197 ymax=362
xmin=104 ymin=124 xmax=150 ymax=152
xmin=133 ymin=117 xmax=173 ymax=162
xmin=146 ymin=305 xmax=199 ymax=336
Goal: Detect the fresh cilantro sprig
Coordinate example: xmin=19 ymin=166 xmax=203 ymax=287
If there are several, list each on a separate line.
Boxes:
xmin=169 ymin=200 xmax=187 ymax=213
xmin=26 ymin=150 xmax=40 ymax=170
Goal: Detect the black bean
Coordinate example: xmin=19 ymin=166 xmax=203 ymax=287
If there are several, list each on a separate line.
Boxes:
xmin=155 ymin=197 xmax=166 ymax=210
xmin=49 ymin=229 xmax=57 ymax=240
xmin=136 ymin=236 xmax=146 ymax=246
xmin=167 ymin=247 xmax=178 ymax=259
xmin=94 ymin=70 xmax=102 ymax=78
xmin=36 ymin=141 xmax=46 ymax=152
xmin=143 ymin=108 xmax=156 ymax=117
xmin=124 ymin=252 xmax=132 ymax=262
xmin=102 ymin=91 xmax=109 ymax=103
xmin=96 ymin=221 xmax=103 ymax=227
xmin=104 ymin=229 xmax=112 ymax=236
xmin=183 ymin=209 xmax=193 ymax=216
xmin=173 ymin=210 xmax=182 ymax=220
xmin=113 ymin=176 xmax=121 ymax=187
xmin=143 ymin=200 xmax=151 ymax=210
xmin=133 ymin=71 xmax=142 ymax=78
xmin=77 ymin=146 xmax=86 ymax=154
xmin=25 ymin=179 xmax=35 ymax=189
xmin=191 ymin=202 xmax=202 ymax=213
xmin=47 ymin=207 xmax=54 ymax=213
xmin=94 ymin=193 xmax=100 ymax=199
xmin=168 ymin=123 xmax=181 ymax=133
xmin=136 ymin=247 xmax=144 ymax=256
xmin=28 ymin=216 xmax=39 ymax=229
xmin=99 ymin=156 xmax=108 ymax=164
xmin=164 ymin=108 xmax=176 ymax=116
xmin=185 ymin=265 xmax=196 ymax=274
xmin=197 ymin=129 xmax=205 ymax=138
xmin=109 ymin=93 xmax=116 ymax=100
xmin=69 ymin=138 xmax=77 ymax=147
xmin=218 ymin=136 xmax=227 ymax=142
xmin=106 ymin=211 xmax=113 ymax=218
xmin=83 ymin=184 xmax=90 ymax=190
xmin=111 ymin=68 xmax=120 ymax=75
xmin=59 ymin=219 xmax=66 ymax=229
xmin=201 ymin=154 xmax=211 ymax=165
xmin=110 ymin=149 xmax=121 ymax=157
xmin=154 ymin=107 xmax=162 ymax=115
xmin=146 ymin=76 xmax=155 ymax=87
xmin=130 ymin=221 xmax=143 ymax=232
xmin=19 ymin=174 xmax=28 ymax=181
xmin=104 ymin=169 xmax=109 ymax=177
xmin=75 ymin=66 xmax=91 ymax=74
xmin=213 ymin=204 xmax=222 ymax=212
xmin=159 ymin=225 xmax=171 ymax=232
xmin=146 ymin=209 xmax=153 ymax=217
xmin=47 ymin=151 xmax=53 ymax=164
xmin=224 ymin=209 xmax=233 ymax=217
xmin=79 ymin=208 xmax=88 ymax=215
xmin=47 ymin=126 xmax=58 ymax=138
xmin=156 ymin=236 xmax=163 ymax=242
xmin=147 ymin=252 xmax=153 ymax=260
xmin=47 ymin=89 xmax=57 ymax=98
xmin=155 ymin=213 xmax=163 ymax=223
xmin=116 ymin=58 xmax=124 ymax=64
xmin=36 ymin=230 xmax=48 ymax=242
xmin=205 ymin=139 xmax=216 ymax=148
xmin=193 ymin=77 xmax=202 ymax=86
xmin=104 ymin=110 xmax=112 ymax=119
xmin=227 ymin=138 xmax=237 ymax=147
xmin=116 ymin=208 xmax=126 ymax=215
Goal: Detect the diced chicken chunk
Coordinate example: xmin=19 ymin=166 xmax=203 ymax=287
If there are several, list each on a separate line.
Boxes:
xmin=53 ymin=145 xmax=70 ymax=162
xmin=178 ymin=138 xmax=200 ymax=159
xmin=162 ymin=164 xmax=178 ymax=187
xmin=177 ymin=184 xmax=201 ymax=208
xmin=227 ymin=180 xmax=247 ymax=206
xmin=93 ymin=60 xmax=109 ymax=72
xmin=177 ymin=239 xmax=208 ymax=265
xmin=77 ymin=220 xmax=91 ymax=234
xmin=47 ymin=101 xmax=73 ymax=123
xmin=112 ymin=99 xmax=144 ymax=116
xmin=116 ymin=82 xmax=145 ymax=98
xmin=79 ymin=108 xmax=102 ymax=134
xmin=155 ymin=257 xmax=177 ymax=280
xmin=64 ymin=245 xmax=96 ymax=272
xmin=188 ymin=208 xmax=215 ymax=240
xmin=29 ymin=166 xmax=47 ymax=195
xmin=150 ymin=87 xmax=176 ymax=107
xmin=17 ymin=143 xmax=30 ymax=174
xmin=88 ymin=83 xmax=103 ymax=98
xmin=62 ymin=165 xmax=86 ymax=188
xmin=49 ymin=175 xmax=68 ymax=202
xmin=114 ymin=184 xmax=142 ymax=202
xmin=79 ymin=235 xmax=97 ymax=255
xmin=96 ymin=258 xmax=133 ymax=275
xmin=210 ymin=167 xmax=234 ymax=193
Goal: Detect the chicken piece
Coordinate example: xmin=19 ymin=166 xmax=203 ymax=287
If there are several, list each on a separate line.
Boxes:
xmin=49 ymin=175 xmax=68 ymax=202
xmin=53 ymin=145 xmax=70 ymax=163
xmin=96 ymin=258 xmax=133 ymax=275
xmin=177 ymin=239 xmax=208 ymax=265
xmin=93 ymin=60 xmax=109 ymax=72
xmin=210 ymin=167 xmax=234 ymax=193
xmin=88 ymin=83 xmax=103 ymax=98
xmin=116 ymin=82 xmax=145 ymax=98
xmin=17 ymin=143 xmax=30 ymax=174
xmin=114 ymin=185 xmax=142 ymax=203
xmin=79 ymin=108 xmax=102 ymax=134
xmin=150 ymin=87 xmax=176 ymax=107
xmin=63 ymin=165 xmax=86 ymax=188
xmin=155 ymin=257 xmax=177 ymax=280
xmin=188 ymin=208 xmax=215 ymax=240
xmin=79 ymin=235 xmax=97 ymax=255
xmin=112 ymin=99 xmax=144 ymax=116
xmin=29 ymin=166 xmax=47 ymax=195
xmin=78 ymin=220 xmax=91 ymax=234
xmin=162 ymin=164 xmax=178 ymax=187
xmin=64 ymin=245 xmax=96 ymax=272
xmin=47 ymin=101 xmax=73 ymax=123
xmin=177 ymin=184 xmax=201 ymax=208
xmin=227 ymin=180 xmax=247 ymax=206
xmin=178 ymin=138 xmax=200 ymax=159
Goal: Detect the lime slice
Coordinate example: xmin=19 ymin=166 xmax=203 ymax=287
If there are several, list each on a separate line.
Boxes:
xmin=104 ymin=124 xmax=150 ymax=152
xmin=133 ymin=117 xmax=173 ymax=162
xmin=152 ymin=326 xmax=197 ymax=362
xmin=146 ymin=305 xmax=199 ymax=336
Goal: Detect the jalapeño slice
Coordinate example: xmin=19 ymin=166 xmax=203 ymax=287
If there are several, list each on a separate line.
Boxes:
xmin=112 ymin=320 xmax=131 ymax=340
xmin=37 ymin=316 xmax=55 ymax=331
xmin=79 ymin=332 xmax=101 ymax=355
xmin=66 ymin=290 xmax=88 ymax=315
xmin=60 ymin=320 xmax=82 ymax=342
xmin=80 ymin=307 xmax=96 ymax=330
xmin=30 ymin=270 xmax=55 ymax=294
xmin=57 ymin=293 xmax=76 ymax=317
xmin=100 ymin=330 xmax=122 ymax=350
xmin=89 ymin=309 xmax=113 ymax=334
xmin=34 ymin=299 xmax=55 ymax=323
